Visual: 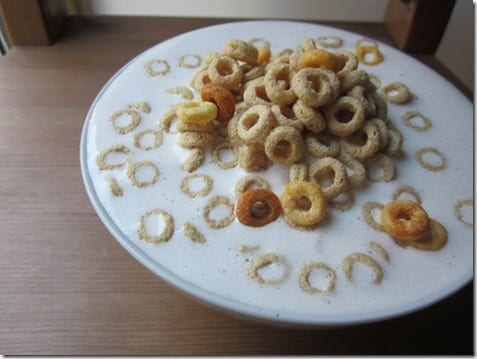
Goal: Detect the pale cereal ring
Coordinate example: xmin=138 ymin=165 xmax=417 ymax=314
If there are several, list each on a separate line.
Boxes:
xmin=176 ymin=101 xmax=217 ymax=124
xmin=183 ymin=148 xmax=205 ymax=173
xmin=110 ymin=109 xmax=141 ymax=134
xmin=289 ymin=163 xmax=308 ymax=182
xmin=223 ymin=39 xmax=258 ymax=64
xmin=454 ymin=199 xmax=473 ymax=227
xmin=248 ymin=253 xmax=288 ymax=285
xmin=356 ymin=38 xmax=379 ymax=48
xmin=178 ymin=54 xmax=201 ymax=68
xmin=190 ymin=67 xmax=211 ymax=91
xmin=203 ymin=195 xmax=235 ymax=229
xmin=181 ymin=173 xmax=213 ymax=198
xmin=237 ymin=143 xmax=272 ymax=172
xmin=200 ymin=83 xmax=236 ymax=122
xmin=364 ymin=153 xmax=396 ymax=183
xmin=355 ymin=45 xmax=383 ymax=66
xmin=226 ymin=113 xmax=244 ymax=146
xmin=335 ymin=51 xmax=359 ymax=79
xmin=264 ymin=125 xmax=304 ymax=165
xmin=291 ymin=67 xmax=334 ymax=107
xmin=347 ymin=85 xmax=377 ymax=118
xmin=177 ymin=131 xmax=215 ymax=148
xmin=108 ymin=178 xmax=123 ymax=197
xmin=402 ymin=111 xmax=432 ymax=131
xmin=134 ymin=129 xmax=163 ymax=151
xmin=166 ymin=86 xmax=194 ymax=100
xmin=160 ymin=105 xmax=178 ymax=133
xmin=395 ymin=219 xmax=447 ymax=251
xmin=371 ymin=92 xmax=388 ymax=120
xmin=340 ymin=121 xmax=381 ymax=161
xmin=243 ymin=76 xmax=273 ymax=106
xmin=415 ymin=147 xmax=446 ymax=172
xmin=316 ymin=36 xmax=343 ymax=49
xmin=212 ymin=141 xmax=238 ymax=169
xmin=242 ymin=64 xmax=265 ymax=82
xmin=382 ymin=82 xmax=413 ymax=104
xmin=368 ymin=118 xmax=389 ymax=150
xmin=127 ymin=161 xmax=160 ymax=188
xmin=384 ymin=127 xmax=403 ymax=157
xmin=145 ymin=59 xmax=170 ymax=76
xmin=207 ymin=55 xmax=243 ymax=89
xmin=264 ymin=62 xmax=297 ymax=105
xmin=271 ymin=104 xmax=304 ymax=132
xmin=138 ymin=208 xmax=174 ymax=244
xmin=237 ymin=104 xmax=275 ymax=143
xmin=129 ymin=101 xmax=151 ymax=113
xmin=292 ymin=100 xmax=326 ymax=134
xmin=338 ymin=152 xmax=366 ymax=188
xmin=176 ymin=118 xmax=215 ymax=133
xmin=96 ymin=144 xmax=132 ymax=170
xmin=280 ymin=180 xmax=327 ymax=226
xmin=329 ymin=191 xmax=355 ymax=212
xmin=235 ymin=175 xmax=271 ymax=198
xmin=297 ymin=38 xmax=317 ymax=52
xmin=325 ymin=96 xmax=365 ymax=137
xmin=342 ymin=252 xmax=383 ymax=285
xmin=305 ymin=132 xmax=341 ymax=158
xmin=309 ymin=157 xmax=350 ymax=200
xmin=393 ymin=185 xmax=422 ymax=204
xmin=340 ymin=69 xmax=371 ymax=94
xmin=362 ymin=201 xmax=384 ymax=232
xmin=381 ymin=200 xmax=430 ymax=241
xmin=370 ymin=241 xmax=390 ymax=262
xmin=183 ymin=222 xmax=206 ymax=243
xmin=299 ymin=262 xmax=336 ymax=294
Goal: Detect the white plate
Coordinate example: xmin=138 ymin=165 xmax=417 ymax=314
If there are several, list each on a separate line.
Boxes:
xmin=80 ymin=20 xmax=473 ymax=327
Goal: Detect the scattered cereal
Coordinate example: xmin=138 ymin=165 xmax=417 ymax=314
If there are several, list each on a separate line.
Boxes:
xmin=96 ymin=144 xmax=132 ymax=170
xmin=180 ymin=173 xmax=213 ymax=198
xmin=415 ymin=147 xmax=446 ymax=172
xmin=299 ymin=262 xmax=336 ymax=294
xmin=138 ymin=208 xmax=174 ymax=244
xmin=402 ymin=111 xmax=432 ymax=131
xmin=145 ymin=59 xmax=170 ymax=76
xmin=248 ymin=253 xmax=288 ymax=285
xmin=134 ymin=129 xmax=163 ymax=151
xmin=342 ymin=252 xmax=383 ymax=284
xmin=183 ymin=222 xmax=206 ymax=243
xmin=108 ymin=178 xmax=123 ymax=197
xmin=203 ymin=195 xmax=235 ymax=229
xmin=110 ymin=109 xmax=141 ymax=134
xmin=179 ymin=54 xmax=202 ymax=69
xmin=127 ymin=161 xmax=160 ymax=188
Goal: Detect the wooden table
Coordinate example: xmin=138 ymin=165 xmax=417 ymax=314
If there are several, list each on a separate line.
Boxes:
xmin=0 ymin=16 xmax=473 ymax=355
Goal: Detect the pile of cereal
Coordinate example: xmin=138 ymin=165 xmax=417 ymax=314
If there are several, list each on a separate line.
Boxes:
xmin=165 ymin=38 xmax=404 ymax=228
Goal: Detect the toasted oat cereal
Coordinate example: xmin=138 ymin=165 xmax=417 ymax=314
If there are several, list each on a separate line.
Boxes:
xmin=179 ymin=54 xmax=202 ymax=68
xmin=183 ymin=148 xmax=205 ymax=173
xmin=234 ymin=175 xmax=271 ymax=198
xmin=415 ymin=147 xmax=446 ymax=172
xmin=127 ymin=161 xmax=160 ymax=188
xmin=362 ymin=201 xmax=384 ymax=232
xmin=180 ymin=173 xmax=213 ymax=198
xmin=138 ymin=208 xmax=174 ymax=244
xmin=110 ymin=109 xmax=141 ymax=134
xmin=248 ymin=253 xmax=288 ymax=285
xmin=454 ymin=199 xmax=473 ymax=227
xmin=299 ymin=262 xmax=336 ymax=294
xmin=96 ymin=144 xmax=132 ymax=170
xmin=382 ymin=82 xmax=413 ymax=104
xmin=145 ymin=59 xmax=170 ymax=76
xmin=342 ymin=252 xmax=383 ymax=284
xmin=183 ymin=222 xmax=206 ymax=243
xmin=108 ymin=178 xmax=123 ymax=197
xmin=212 ymin=141 xmax=238 ymax=169
xmin=203 ymin=195 xmax=235 ymax=229
xmin=402 ymin=111 xmax=432 ymax=131
xmin=370 ymin=241 xmax=389 ymax=262
xmin=393 ymin=185 xmax=422 ymax=204
xmin=134 ymin=129 xmax=163 ymax=151
xmin=166 ymin=86 xmax=194 ymax=100
xmin=129 ymin=101 xmax=151 ymax=113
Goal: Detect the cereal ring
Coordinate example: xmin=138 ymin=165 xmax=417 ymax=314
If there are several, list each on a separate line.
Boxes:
xmin=381 ymin=200 xmax=430 ymax=241
xmin=176 ymin=101 xmax=217 ymax=124
xmin=242 ymin=64 xmax=265 ymax=82
xmin=382 ymin=82 xmax=413 ymax=104
xmin=212 ymin=141 xmax=238 ymax=169
xmin=134 ymin=129 xmax=163 ymax=151
xmin=177 ymin=131 xmax=215 ymax=148
xmin=223 ymin=39 xmax=258 ymax=64
xmin=183 ymin=222 xmax=206 ymax=243
xmin=178 ymin=54 xmax=201 ymax=68
xmin=237 ymin=143 xmax=272 ymax=172
xmin=371 ymin=92 xmax=388 ymax=120
xmin=342 ymin=253 xmax=383 ymax=284
xmin=96 ymin=144 xmax=132 ymax=170
xmin=368 ymin=118 xmax=389 ymax=150
xmin=348 ymin=85 xmax=377 ymax=118
xmin=402 ymin=111 xmax=432 ymax=131
xmin=200 ymin=83 xmax=236 ymax=122
xmin=190 ymin=67 xmax=211 ymax=91
xmin=325 ymin=96 xmax=365 ymax=137
xmin=316 ymin=36 xmax=343 ymax=49
xmin=108 ymin=178 xmax=123 ymax=197
xmin=203 ymin=195 xmax=235 ymax=229
xmin=264 ymin=62 xmax=297 ymax=105
xmin=264 ymin=125 xmax=304 ymax=165
xmin=166 ymin=86 xmax=194 ymax=100
xmin=384 ymin=127 xmax=403 ymax=157
xmin=183 ymin=148 xmax=205 ymax=173
xmin=236 ymin=188 xmax=282 ymax=227
xmin=292 ymin=100 xmax=326 ymax=134
xmin=237 ymin=104 xmax=275 ymax=143
xmin=299 ymin=262 xmax=336 ymax=294
xmin=370 ymin=241 xmax=390 ymax=262
xmin=338 ymin=153 xmax=366 ymax=188
xmin=364 ymin=153 xmax=396 ymax=183
xmin=329 ymin=191 xmax=355 ymax=212
xmin=176 ymin=118 xmax=215 ymax=133
xmin=454 ymin=199 xmax=473 ymax=226
xmin=340 ymin=121 xmax=381 ymax=160
xmin=393 ymin=185 xmax=422 ymax=204
xmin=144 ymin=59 xmax=170 ymax=76
xmin=355 ymin=45 xmax=383 ymax=66
xmin=340 ymin=69 xmax=371 ymax=94
xmin=127 ymin=161 xmax=160 ymax=188
xmin=256 ymin=46 xmax=271 ymax=66
xmin=335 ymin=51 xmax=359 ymax=79
xmin=110 ymin=109 xmax=141 ymax=134
xmin=138 ymin=208 xmax=174 ymax=244
xmin=207 ymin=55 xmax=243 ymax=89
xmin=415 ymin=147 xmax=446 ymax=172
xmin=289 ymin=163 xmax=308 ymax=182
xmin=226 ymin=113 xmax=244 ymax=146
xmin=248 ymin=37 xmax=271 ymax=49
xmin=235 ymin=175 xmax=271 ymax=198
xmin=362 ymin=201 xmax=384 ymax=232
xmin=305 ymin=132 xmax=341 ymax=158
xmin=291 ymin=68 xmax=334 ymax=107
xmin=301 ymin=48 xmax=340 ymax=71
xmin=280 ymin=180 xmax=327 ymax=226
xmin=395 ymin=219 xmax=447 ymax=251
xmin=243 ymin=76 xmax=273 ymax=106
xmin=129 ymin=101 xmax=151 ymax=113
xmin=180 ymin=173 xmax=213 ymax=198
xmin=160 ymin=105 xmax=178 ymax=133
xmin=309 ymin=157 xmax=350 ymax=200
xmin=271 ymin=104 xmax=304 ymax=132
xmin=248 ymin=253 xmax=288 ymax=285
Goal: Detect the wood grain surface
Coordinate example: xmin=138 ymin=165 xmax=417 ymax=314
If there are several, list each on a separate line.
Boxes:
xmin=0 ymin=16 xmax=473 ymax=355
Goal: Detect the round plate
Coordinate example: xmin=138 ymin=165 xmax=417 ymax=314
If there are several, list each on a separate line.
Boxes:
xmin=80 ymin=20 xmax=473 ymax=327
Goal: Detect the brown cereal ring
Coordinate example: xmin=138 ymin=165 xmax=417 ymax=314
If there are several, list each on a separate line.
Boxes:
xmin=305 ymin=131 xmax=341 ymax=158
xmin=200 ymin=83 xmax=236 ymax=122
xmin=236 ymin=188 xmax=282 ymax=227
xmin=235 ymin=175 xmax=271 ymax=198
xmin=248 ymin=253 xmax=288 ymax=285
xmin=203 ymin=195 xmax=235 ymax=229
xmin=134 ymin=129 xmax=163 ymax=151
xmin=138 ymin=208 xmax=174 ymax=244
xmin=271 ymin=104 xmax=304 ymax=132
xmin=96 ymin=144 xmax=132 ymax=170
xmin=384 ymin=127 xmax=403 ymax=157
xmin=299 ymin=262 xmax=336 ymax=294
xmin=342 ymin=253 xmax=383 ymax=285
xmin=340 ymin=121 xmax=381 ymax=160
xmin=264 ymin=125 xmax=304 ymax=165
xmin=207 ymin=55 xmax=243 ymax=89
xmin=144 ymin=59 xmax=170 ymax=76
xmin=395 ymin=219 xmax=447 ymax=251
xmin=292 ymin=100 xmax=326 ymax=134
xmin=382 ymin=82 xmax=413 ymax=104
xmin=177 ymin=131 xmax=215 ymax=148
xmin=237 ymin=104 xmax=275 ymax=143
xmin=362 ymin=201 xmax=384 ymax=232
xmin=237 ymin=143 xmax=272 ymax=172
xmin=289 ymin=163 xmax=308 ymax=182
xmin=454 ymin=199 xmax=473 ymax=227
xmin=176 ymin=101 xmax=217 ymax=124
xmin=212 ymin=141 xmax=238 ymax=169
xmin=190 ymin=67 xmax=211 ymax=91
xmin=291 ymin=67 xmax=334 ymax=107
xmin=381 ymin=200 xmax=430 ymax=241
xmin=393 ymin=185 xmax=422 ymax=204
xmin=223 ymin=39 xmax=258 ymax=64
xmin=364 ymin=153 xmax=396 ymax=183
xmin=309 ymin=157 xmax=350 ymax=200
xmin=338 ymin=152 xmax=367 ymax=188
xmin=301 ymin=48 xmax=340 ymax=72
xmin=180 ymin=173 xmax=213 ymax=198
xmin=415 ymin=147 xmax=446 ymax=172
xmin=355 ymin=45 xmax=383 ymax=66
xmin=127 ymin=161 xmax=160 ymax=188
xmin=110 ymin=109 xmax=141 ymax=134
xmin=243 ymin=76 xmax=273 ymax=106
xmin=402 ymin=111 xmax=432 ymax=131
xmin=316 ymin=36 xmax=343 ymax=49
xmin=335 ymin=51 xmax=359 ymax=79
xmin=183 ymin=148 xmax=205 ymax=173
xmin=264 ymin=62 xmax=297 ymax=105
xmin=280 ymin=180 xmax=327 ymax=226
xmin=325 ymin=96 xmax=365 ymax=137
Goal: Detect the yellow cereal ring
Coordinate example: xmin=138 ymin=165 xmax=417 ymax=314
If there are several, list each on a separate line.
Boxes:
xmin=176 ymin=101 xmax=217 ymax=124
xmin=256 ymin=46 xmax=271 ymax=66
xmin=280 ymin=180 xmax=327 ymax=226
xmin=302 ymin=48 xmax=340 ymax=72
xmin=355 ymin=45 xmax=383 ymax=66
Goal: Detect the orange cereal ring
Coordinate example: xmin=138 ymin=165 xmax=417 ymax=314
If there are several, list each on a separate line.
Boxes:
xmin=207 ymin=55 xmax=243 ymax=89
xmin=325 ymin=96 xmax=365 ymax=137
xmin=264 ymin=125 xmax=304 ymax=165
xmin=380 ymin=200 xmax=430 ymax=241
xmin=264 ymin=63 xmax=297 ymax=105
xmin=236 ymin=188 xmax=282 ymax=227
xmin=302 ymin=48 xmax=340 ymax=72
xmin=223 ymin=39 xmax=259 ymax=64
xmin=200 ymin=83 xmax=236 ymax=122
xmin=280 ymin=180 xmax=327 ymax=226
